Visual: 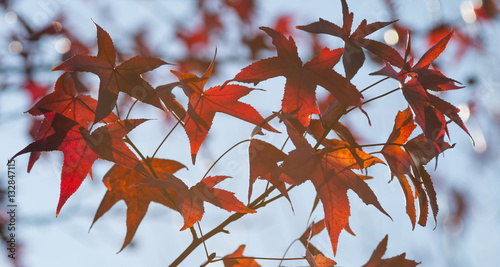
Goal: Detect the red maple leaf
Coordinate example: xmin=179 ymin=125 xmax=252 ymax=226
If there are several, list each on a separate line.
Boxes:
xmin=370 ymin=32 xmax=459 ymax=91
xmin=27 ymin=73 xmax=119 ymax=172
xmin=300 ymin=219 xmax=337 ymax=267
xmin=92 ymin=158 xmax=185 ymax=251
xmin=222 ymin=245 xmax=261 ymax=267
xmin=28 ymin=73 xmax=119 ymax=126
xmin=52 ymin=23 xmax=168 ymax=124
xmin=371 ymin=32 xmax=471 ymax=156
xmin=382 ymin=108 xmax=452 ymax=227
xmin=305 ymin=250 xmax=337 ymax=267
xmin=299 ymin=219 xmax=327 ymax=256
xmin=404 ymin=133 xmax=453 ymax=226
xmin=280 ymin=115 xmax=389 ymax=254
xmin=11 ymin=112 xmax=147 ymax=215
xmin=381 ymin=108 xmax=418 ymax=227
xmin=171 ymin=52 xmax=278 ymax=163
xmin=362 ymin=235 xmax=419 ymax=267
xmin=248 ymin=138 xmax=289 ymax=203
xmin=296 ymin=0 xmax=403 ymax=80
xmin=230 ymin=27 xmax=361 ymax=127
xmin=145 ymin=175 xmax=255 ymax=230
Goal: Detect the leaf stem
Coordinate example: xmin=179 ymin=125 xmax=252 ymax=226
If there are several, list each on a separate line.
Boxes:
xmin=209 ymin=256 xmax=306 ymax=264
xmin=256 ymin=185 xmax=296 ymax=209
xmin=124 ymin=137 xmax=176 ymax=205
xmin=197 ymin=222 xmax=210 ymax=261
xmin=360 ymin=76 xmax=390 ymax=93
xmin=322 ymin=142 xmax=406 ymax=153
xmin=346 ymin=87 xmax=401 ymax=113
xmin=151 ymin=120 xmax=181 ymax=159
xmin=125 ymin=99 xmax=139 ymax=120
xmin=124 ymin=136 xmax=147 ymax=162
xmin=278 ymin=238 xmax=301 ymax=267
xmin=202 ymin=139 xmax=251 ymax=179
xmin=115 ymin=104 xmax=121 ymax=119
xmin=312 ymin=77 xmax=393 ymax=150
xmin=313 ymin=106 xmax=347 ymax=150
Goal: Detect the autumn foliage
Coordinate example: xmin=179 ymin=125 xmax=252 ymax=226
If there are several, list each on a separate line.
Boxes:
xmin=6 ymin=0 xmax=484 ymax=266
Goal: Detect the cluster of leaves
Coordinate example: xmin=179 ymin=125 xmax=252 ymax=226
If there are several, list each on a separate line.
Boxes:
xmin=7 ymin=0 xmax=478 ymax=266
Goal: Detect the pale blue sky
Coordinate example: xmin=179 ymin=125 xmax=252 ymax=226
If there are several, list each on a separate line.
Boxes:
xmin=1 ymin=0 xmax=499 ymax=266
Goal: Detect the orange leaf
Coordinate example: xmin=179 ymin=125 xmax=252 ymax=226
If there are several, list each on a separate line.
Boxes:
xmin=305 ymin=249 xmax=337 ymax=267
xmin=145 ymin=175 xmax=255 ymax=230
xmin=382 ymin=108 xmax=451 ymax=227
xmin=92 ymin=158 xmax=185 ymax=251
xmin=381 ymin=108 xmax=417 ymax=227
xmin=280 ymin=116 xmax=389 ymax=255
xmin=222 ymin=245 xmax=261 ymax=267
xmin=300 ymin=219 xmax=334 ymax=264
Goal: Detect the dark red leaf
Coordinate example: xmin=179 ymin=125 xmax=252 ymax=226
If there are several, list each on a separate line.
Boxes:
xmin=248 ymin=139 xmax=289 ymax=203
xmin=52 ymin=23 xmax=167 ymax=124
xmin=401 ymin=79 xmax=446 ymax=155
xmin=297 ymin=1 xmax=403 ymax=79
xmin=362 ymin=235 xmax=419 ymax=267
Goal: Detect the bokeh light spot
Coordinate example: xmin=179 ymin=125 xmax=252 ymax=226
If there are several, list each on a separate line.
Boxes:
xmin=5 ymin=11 xmax=17 ymax=24
xmin=461 ymin=1 xmax=477 ymax=23
xmin=384 ymin=29 xmax=399 ymax=45
xmin=54 ymin=37 xmax=71 ymax=54
xmin=457 ymin=104 xmax=471 ymax=122
xmin=8 ymin=41 xmax=23 ymax=54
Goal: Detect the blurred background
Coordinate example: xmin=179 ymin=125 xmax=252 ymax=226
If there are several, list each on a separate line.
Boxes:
xmin=0 ymin=0 xmax=499 ymax=266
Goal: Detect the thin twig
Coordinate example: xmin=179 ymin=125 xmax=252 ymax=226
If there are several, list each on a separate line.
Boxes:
xmin=346 ymin=87 xmax=401 ymax=113
xmin=313 ymin=106 xmax=347 ymax=150
xmin=360 ymin=76 xmax=390 ymax=93
xmin=125 ymin=99 xmax=139 ymax=120
xmin=151 ymin=120 xmax=181 ymax=159
xmin=202 ymin=139 xmax=251 ymax=179
xmin=197 ymin=222 xmax=210 ymax=261
xmin=210 ymin=256 xmax=306 ymax=264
